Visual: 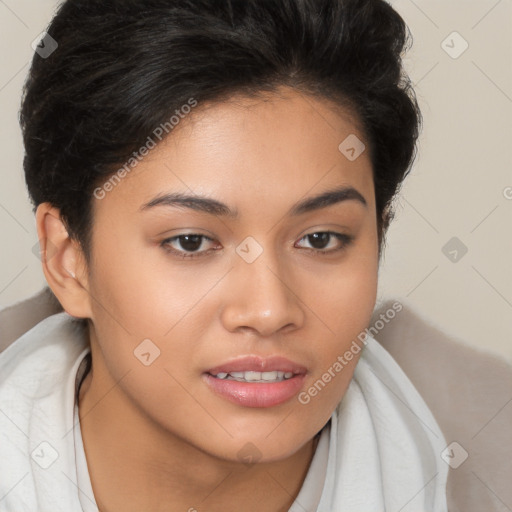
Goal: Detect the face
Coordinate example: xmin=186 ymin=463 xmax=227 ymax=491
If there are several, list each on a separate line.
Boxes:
xmin=83 ymin=87 xmax=379 ymax=463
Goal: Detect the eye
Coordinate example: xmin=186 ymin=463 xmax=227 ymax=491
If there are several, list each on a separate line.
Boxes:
xmin=295 ymin=231 xmax=354 ymax=254
xmin=160 ymin=234 xmax=220 ymax=258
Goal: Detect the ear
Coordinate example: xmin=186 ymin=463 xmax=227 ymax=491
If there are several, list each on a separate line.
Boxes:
xmin=35 ymin=203 xmax=93 ymax=319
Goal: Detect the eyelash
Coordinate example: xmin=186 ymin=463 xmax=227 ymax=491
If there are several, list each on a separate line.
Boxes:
xmin=160 ymin=231 xmax=354 ymax=259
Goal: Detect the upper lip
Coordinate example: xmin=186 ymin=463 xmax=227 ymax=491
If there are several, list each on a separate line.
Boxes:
xmin=206 ymin=356 xmax=308 ymax=375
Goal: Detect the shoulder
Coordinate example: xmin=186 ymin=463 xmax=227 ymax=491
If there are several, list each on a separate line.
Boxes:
xmin=0 ymin=293 xmax=89 ymax=511
xmin=371 ymin=298 xmax=512 ymax=512
xmin=0 ymin=286 xmax=64 ymax=353
xmin=0 ymin=295 xmax=89 ymax=414
xmin=0 ymin=308 xmax=88 ymax=386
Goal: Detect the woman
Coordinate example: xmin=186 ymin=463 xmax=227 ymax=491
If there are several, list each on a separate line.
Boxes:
xmin=0 ymin=0 xmax=449 ymax=510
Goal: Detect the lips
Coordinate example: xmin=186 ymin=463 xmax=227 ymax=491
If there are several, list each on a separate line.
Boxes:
xmin=206 ymin=356 xmax=307 ymax=376
xmin=203 ymin=356 xmax=308 ymax=408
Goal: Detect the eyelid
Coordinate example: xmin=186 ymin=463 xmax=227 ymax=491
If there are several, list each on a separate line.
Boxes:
xmin=155 ymin=225 xmax=218 ymax=239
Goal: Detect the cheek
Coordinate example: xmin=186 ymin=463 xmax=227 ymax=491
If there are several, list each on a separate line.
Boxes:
xmin=332 ymin=259 xmax=378 ymax=331
xmin=87 ymin=231 xmax=226 ymax=338
xmin=297 ymin=251 xmax=378 ymax=410
xmin=85 ymin=239 xmax=230 ymax=400
xmin=303 ymin=248 xmax=378 ymax=343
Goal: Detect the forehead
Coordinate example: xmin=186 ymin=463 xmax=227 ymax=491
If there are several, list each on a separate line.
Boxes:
xmin=93 ymin=88 xmax=374 ymax=217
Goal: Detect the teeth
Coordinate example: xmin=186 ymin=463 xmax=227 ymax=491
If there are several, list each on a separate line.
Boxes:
xmin=213 ymin=370 xmax=295 ymax=382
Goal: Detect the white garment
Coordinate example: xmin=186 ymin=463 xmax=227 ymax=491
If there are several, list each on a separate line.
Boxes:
xmin=0 ymin=312 xmax=448 ymax=512
xmin=73 ymin=358 xmax=98 ymax=512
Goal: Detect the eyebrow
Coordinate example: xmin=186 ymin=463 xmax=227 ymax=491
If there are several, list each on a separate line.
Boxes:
xmin=140 ymin=185 xmax=367 ymax=217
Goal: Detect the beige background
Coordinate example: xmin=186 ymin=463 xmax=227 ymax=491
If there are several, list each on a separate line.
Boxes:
xmin=0 ymin=1 xmax=511 ymax=360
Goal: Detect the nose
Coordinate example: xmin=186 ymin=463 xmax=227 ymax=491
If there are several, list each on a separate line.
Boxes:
xmin=220 ymin=250 xmax=305 ymax=337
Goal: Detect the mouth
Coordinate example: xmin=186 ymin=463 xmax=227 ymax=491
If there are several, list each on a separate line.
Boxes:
xmin=203 ymin=356 xmax=307 ymax=408
xmin=210 ymin=370 xmax=296 ymax=383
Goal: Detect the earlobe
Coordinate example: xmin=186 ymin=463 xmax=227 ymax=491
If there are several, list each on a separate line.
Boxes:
xmin=35 ymin=203 xmax=93 ymax=319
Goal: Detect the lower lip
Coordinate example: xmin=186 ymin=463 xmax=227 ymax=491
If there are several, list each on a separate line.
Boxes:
xmin=203 ymin=373 xmax=306 ymax=408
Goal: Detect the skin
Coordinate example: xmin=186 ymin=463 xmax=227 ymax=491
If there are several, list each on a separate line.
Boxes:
xmin=37 ymin=86 xmax=380 ymax=512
